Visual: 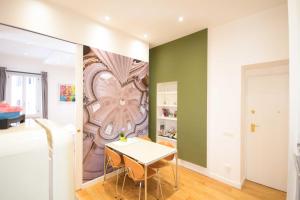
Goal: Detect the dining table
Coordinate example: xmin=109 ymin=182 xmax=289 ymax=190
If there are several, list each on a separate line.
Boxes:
xmin=104 ymin=137 xmax=178 ymax=200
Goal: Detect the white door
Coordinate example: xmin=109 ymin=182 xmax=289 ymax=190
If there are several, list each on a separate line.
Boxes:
xmin=245 ymin=64 xmax=288 ymax=191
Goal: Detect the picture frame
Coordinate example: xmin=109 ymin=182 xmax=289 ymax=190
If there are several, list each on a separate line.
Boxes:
xmin=59 ymin=84 xmax=75 ymax=102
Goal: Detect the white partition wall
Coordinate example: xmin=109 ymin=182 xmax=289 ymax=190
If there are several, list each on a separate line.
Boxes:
xmin=0 ymin=121 xmax=49 ymax=200
xmin=207 ymin=4 xmax=288 ymax=187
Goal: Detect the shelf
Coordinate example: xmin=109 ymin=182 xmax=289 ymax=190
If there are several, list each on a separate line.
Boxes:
xmin=157 ymin=135 xmax=177 ymax=142
xmin=157 ymin=91 xmax=177 ymax=95
xmin=157 ymin=104 xmax=177 ymax=108
xmin=157 ymin=82 xmax=177 ymax=147
xmin=157 ymin=117 xmax=177 ymax=121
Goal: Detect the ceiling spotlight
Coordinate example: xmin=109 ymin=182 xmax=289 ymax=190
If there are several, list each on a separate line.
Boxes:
xmin=143 ymin=34 xmax=148 ymax=38
xmin=104 ymin=16 xmax=111 ymax=21
xmin=178 ymin=16 xmax=184 ymax=22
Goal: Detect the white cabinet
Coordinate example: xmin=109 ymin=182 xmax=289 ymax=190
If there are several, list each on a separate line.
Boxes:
xmin=156 ymin=82 xmax=177 ymax=146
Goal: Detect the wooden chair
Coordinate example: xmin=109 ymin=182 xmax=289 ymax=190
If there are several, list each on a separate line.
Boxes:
xmin=121 ymin=155 xmax=164 ymax=200
xmin=138 ymin=135 xmax=152 ymax=142
xmin=104 ymin=147 xmax=124 ymax=198
xmin=149 ymin=141 xmax=176 ymax=185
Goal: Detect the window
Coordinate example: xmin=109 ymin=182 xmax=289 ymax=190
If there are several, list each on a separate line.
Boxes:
xmin=6 ymin=72 xmax=42 ymax=118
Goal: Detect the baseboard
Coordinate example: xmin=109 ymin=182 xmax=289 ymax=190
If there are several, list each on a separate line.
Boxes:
xmin=178 ymin=159 xmax=243 ymax=189
xmin=178 ymin=159 xmax=210 ymax=176
xmin=240 ymin=176 xmax=246 ymax=187
xmin=208 ymin=172 xmax=243 ymax=189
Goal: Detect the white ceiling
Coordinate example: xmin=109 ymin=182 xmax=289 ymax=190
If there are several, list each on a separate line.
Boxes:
xmin=47 ymin=0 xmax=286 ymax=47
xmin=0 ymin=24 xmax=76 ymax=67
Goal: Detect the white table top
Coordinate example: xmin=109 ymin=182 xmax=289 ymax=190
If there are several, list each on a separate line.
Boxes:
xmin=105 ymin=137 xmax=177 ymax=165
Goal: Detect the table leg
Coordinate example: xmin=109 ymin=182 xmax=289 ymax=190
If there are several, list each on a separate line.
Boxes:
xmin=145 ymin=165 xmax=148 ymax=200
xmin=175 ymin=153 xmax=178 ymax=189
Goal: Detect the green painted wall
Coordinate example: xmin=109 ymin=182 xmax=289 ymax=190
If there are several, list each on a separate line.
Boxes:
xmin=149 ymin=29 xmax=207 ymax=167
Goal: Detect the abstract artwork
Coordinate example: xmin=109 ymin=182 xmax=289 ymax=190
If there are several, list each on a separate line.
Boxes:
xmin=82 ymin=46 xmax=149 ymax=182
xmin=59 ymin=84 xmax=75 ymax=102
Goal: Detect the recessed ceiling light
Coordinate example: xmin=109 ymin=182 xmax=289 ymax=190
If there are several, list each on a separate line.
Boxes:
xmin=143 ymin=34 xmax=148 ymax=38
xmin=23 ymin=52 xmax=29 ymax=56
xmin=104 ymin=16 xmax=111 ymax=21
xmin=178 ymin=16 xmax=184 ymax=22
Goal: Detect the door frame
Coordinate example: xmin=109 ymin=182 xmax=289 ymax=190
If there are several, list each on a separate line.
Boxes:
xmin=75 ymin=44 xmax=84 ymax=190
xmin=240 ymin=59 xmax=289 ymax=186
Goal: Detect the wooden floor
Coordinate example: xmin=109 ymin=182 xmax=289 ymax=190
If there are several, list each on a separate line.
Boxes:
xmin=76 ymin=166 xmax=286 ymax=200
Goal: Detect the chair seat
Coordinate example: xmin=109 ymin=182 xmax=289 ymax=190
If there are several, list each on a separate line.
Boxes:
xmin=115 ymin=163 xmax=124 ymax=169
xmin=149 ymin=160 xmax=169 ymax=169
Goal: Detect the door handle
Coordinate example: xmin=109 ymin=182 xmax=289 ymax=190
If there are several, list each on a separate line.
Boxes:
xmin=250 ymin=123 xmax=259 ymax=133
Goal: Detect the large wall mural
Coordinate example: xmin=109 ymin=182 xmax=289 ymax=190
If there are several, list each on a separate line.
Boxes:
xmin=82 ymin=46 xmax=149 ymax=182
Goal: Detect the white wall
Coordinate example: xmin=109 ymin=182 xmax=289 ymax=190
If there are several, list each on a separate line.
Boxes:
xmin=0 ymin=0 xmax=149 ymax=62
xmin=287 ymin=0 xmax=300 ymax=199
xmin=0 ymin=0 xmax=291 ymax=192
xmin=207 ymin=4 xmax=289 ymax=187
xmin=0 ymin=54 xmax=76 ymax=125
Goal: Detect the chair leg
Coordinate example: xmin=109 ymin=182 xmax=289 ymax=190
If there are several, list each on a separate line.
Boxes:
xmin=171 ymin=165 xmax=176 ymax=186
xmin=159 ymin=176 xmax=164 ymax=200
xmin=103 ymin=159 xmax=110 ymax=184
xmin=138 ymin=182 xmax=142 ymax=200
xmin=156 ymin=181 xmax=159 ymax=198
xmin=115 ymin=169 xmax=119 ymax=198
xmin=157 ymin=171 xmax=164 ymax=200
xmin=121 ymin=172 xmax=128 ymax=194
xmin=156 ymin=170 xmax=160 ymax=198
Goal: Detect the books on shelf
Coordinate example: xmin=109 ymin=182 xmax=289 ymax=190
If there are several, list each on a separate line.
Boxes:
xmin=157 ymin=116 xmax=177 ymax=121
xmin=157 ymin=104 xmax=177 ymax=107
xmin=158 ymin=135 xmax=177 ymax=141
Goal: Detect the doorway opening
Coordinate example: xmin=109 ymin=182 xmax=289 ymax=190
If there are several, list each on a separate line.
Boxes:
xmin=241 ymin=60 xmax=289 ymax=192
xmin=0 ymin=24 xmax=77 ymax=125
xmin=0 ymin=24 xmax=84 ymax=190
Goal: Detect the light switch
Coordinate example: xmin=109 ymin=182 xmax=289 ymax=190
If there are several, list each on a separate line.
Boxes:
xmin=224 ymin=132 xmax=234 ymax=137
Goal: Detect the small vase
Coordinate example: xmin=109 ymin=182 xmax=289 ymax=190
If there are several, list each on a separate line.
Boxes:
xmin=119 ymin=136 xmax=127 ymax=142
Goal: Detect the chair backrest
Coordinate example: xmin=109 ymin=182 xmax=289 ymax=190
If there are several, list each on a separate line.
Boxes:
xmin=123 ymin=155 xmax=144 ymax=181
xmin=138 ymin=135 xmax=152 ymax=142
xmin=158 ymin=141 xmax=175 ymax=161
xmin=105 ymin=147 xmax=122 ymax=168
